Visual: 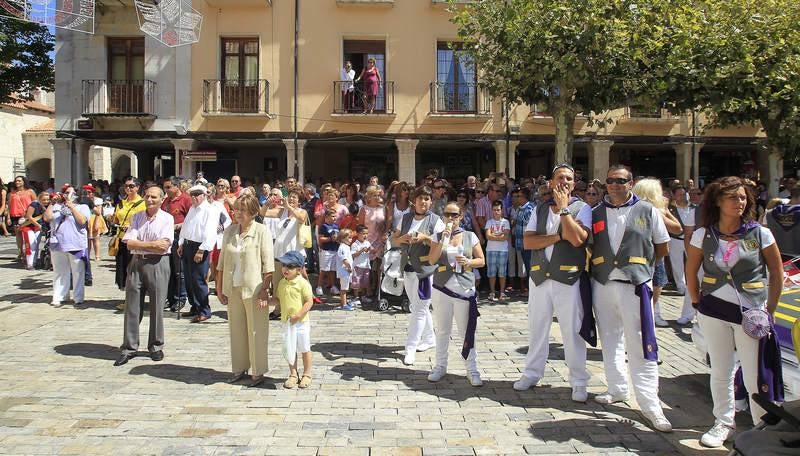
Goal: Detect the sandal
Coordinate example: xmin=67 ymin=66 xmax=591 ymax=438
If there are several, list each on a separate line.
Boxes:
xmin=299 ymin=375 xmax=312 ymax=389
xmin=247 ymin=376 xmax=265 ymax=388
xmin=283 ymin=375 xmax=299 ymax=389
xmin=226 ymin=371 xmax=247 ymax=384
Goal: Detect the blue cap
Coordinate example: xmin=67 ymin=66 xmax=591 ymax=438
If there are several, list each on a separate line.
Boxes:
xmin=276 ymin=250 xmax=305 ymax=268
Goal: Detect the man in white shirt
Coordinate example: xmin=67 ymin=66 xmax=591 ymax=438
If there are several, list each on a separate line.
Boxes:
xmin=340 ymin=61 xmax=356 ymax=112
xmin=177 ymin=184 xmax=218 ymax=322
xmin=590 ymin=165 xmax=672 ymax=433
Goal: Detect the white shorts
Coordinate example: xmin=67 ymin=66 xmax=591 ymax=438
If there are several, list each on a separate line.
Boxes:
xmin=319 ymin=250 xmax=336 ymax=272
xmin=282 ymin=320 xmax=311 ymax=363
xmin=338 ymin=273 xmax=351 ymax=291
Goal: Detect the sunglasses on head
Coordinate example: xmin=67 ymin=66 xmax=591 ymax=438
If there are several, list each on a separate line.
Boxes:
xmin=552 ymin=163 xmax=575 ymax=174
xmin=605 ymin=177 xmax=631 ymax=185
xmin=443 ymin=211 xmax=460 ymax=218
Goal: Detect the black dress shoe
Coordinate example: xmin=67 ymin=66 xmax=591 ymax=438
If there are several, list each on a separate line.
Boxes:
xmin=114 ymin=353 xmax=134 ymax=366
xmin=85 ymin=279 xmax=93 ymax=287
xmin=150 ymin=350 xmax=164 ymax=361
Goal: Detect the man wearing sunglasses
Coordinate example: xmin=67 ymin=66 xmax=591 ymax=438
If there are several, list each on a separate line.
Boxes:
xmin=589 ymin=164 xmax=672 ymax=433
xmin=515 ymin=164 xmax=591 ymax=404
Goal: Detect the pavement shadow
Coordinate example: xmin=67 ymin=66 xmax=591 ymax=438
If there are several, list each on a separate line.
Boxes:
xmin=127 ymin=363 xmax=278 ymax=389
xmin=312 ymin=342 xmax=404 ymax=363
xmin=18 ymin=277 xmax=49 ymax=290
xmin=670 ymin=325 xmax=693 ymax=343
xmin=54 ymin=342 xmax=119 ymax=360
xmin=212 ymin=310 xmax=228 ymax=320
xmin=74 ymin=299 xmax=125 ymax=311
xmin=0 ymin=292 xmax=51 ymax=304
xmin=516 ymin=343 xmax=604 ymax=362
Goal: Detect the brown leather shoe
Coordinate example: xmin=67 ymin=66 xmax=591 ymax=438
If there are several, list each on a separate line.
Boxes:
xmin=190 ymin=315 xmax=210 ymax=323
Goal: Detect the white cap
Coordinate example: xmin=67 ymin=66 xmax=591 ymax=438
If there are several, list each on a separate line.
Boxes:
xmin=188 ymin=184 xmax=208 ymax=194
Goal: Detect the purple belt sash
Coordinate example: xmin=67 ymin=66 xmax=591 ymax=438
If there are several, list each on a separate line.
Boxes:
xmin=432 ymin=285 xmax=480 ymax=360
xmin=418 ymin=275 xmax=431 ymax=300
xmin=578 ymin=272 xmax=597 ymax=347
xmin=699 ymin=294 xmax=784 ymax=403
xmin=635 ymin=283 xmax=659 ymax=362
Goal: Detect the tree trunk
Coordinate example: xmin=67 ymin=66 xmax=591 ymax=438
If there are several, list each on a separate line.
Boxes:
xmin=553 ymin=107 xmax=576 ymax=166
xmin=761 ymin=119 xmax=785 ymax=197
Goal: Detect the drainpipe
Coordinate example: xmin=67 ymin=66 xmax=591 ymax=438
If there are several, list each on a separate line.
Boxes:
xmin=293 ymin=0 xmax=299 ymax=179
xmin=690 ymin=109 xmax=696 ymax=183
xmin=504 ymin=101 xmax=510 ymax=176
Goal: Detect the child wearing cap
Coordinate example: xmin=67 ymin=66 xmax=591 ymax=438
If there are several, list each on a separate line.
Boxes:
xmin=271 ymin=250 xmax=314 ymax=389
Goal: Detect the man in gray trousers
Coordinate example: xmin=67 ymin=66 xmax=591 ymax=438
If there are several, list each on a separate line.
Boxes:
xmin=115 ymin=185 xmax=175 ymax=366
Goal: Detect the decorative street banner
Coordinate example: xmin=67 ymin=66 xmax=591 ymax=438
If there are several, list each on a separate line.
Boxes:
xmin=0 ymin=0 xmax=95 ymax=34
xmin=134 ymin=0 xmax=203 ymax=48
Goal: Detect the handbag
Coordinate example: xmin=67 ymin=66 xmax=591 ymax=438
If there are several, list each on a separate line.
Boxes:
xmin=108 ymin=200 xmax=144 ymax=257
xmin=108 ymin=235 xmax=120 ymax=257
xmin=298 ymin=217 xmax=312 ymax=249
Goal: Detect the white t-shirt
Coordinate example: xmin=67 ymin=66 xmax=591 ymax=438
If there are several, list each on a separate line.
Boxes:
xmin=602 ymin=198 xmax=670 ymax=281
xmin=676 ymin=205 xmax=696 ymax=227
xmin=407 ymin=216 xmax=446 ymax=238
xmin=336 ymin=243 xmax=354 ymax=278
xmin=485 ymin=217 xmax=510 ymax=252
xmin=351 ymin=239 xmax=372 ymax=269
xmin=525 ymin=203 xmax=592 ymax=261
xmin=690 ymin=226 xmax=775 ymax=307
xmin=272 ymin=208 xmax=303 ymax=258
xmin=392 ymin=204 xmax=411 ymax=231
xmin=443 ymin=231 xmax=479 ymax=297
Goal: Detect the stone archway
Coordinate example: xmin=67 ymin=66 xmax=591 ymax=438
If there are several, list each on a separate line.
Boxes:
xmin=112 ymin=155 xmax=131 ymax=180
xmin=26 ymin=158 xmax=52 ymax=183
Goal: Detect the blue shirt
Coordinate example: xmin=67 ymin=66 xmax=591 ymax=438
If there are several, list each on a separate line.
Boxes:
xmin=319 ymin=223 xmax=340 ymax=252
xmin=514 ymin=201 xmax=534 ymax=250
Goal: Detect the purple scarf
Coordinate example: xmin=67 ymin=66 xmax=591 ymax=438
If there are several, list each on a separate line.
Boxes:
xmin=601 ymin=193 xmax=640 ymax=209
xmin=578 ymin=271 xmax=597 ymax=347
xmin=635 ymin=283 xmax=659 ymax=362
xmin=710 ymin=220 xmax=761 ymax=237
xmin=433 ymin=284 xmax=480 ymax=359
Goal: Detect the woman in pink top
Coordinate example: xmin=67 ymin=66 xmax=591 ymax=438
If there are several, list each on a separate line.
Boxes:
xmin=357 ymin=186 xmax=387 ymax=297
xmin=355 ymin=58 xmax=381 ymax=114
xmin=9 ymin=176 xmax=36 ymax=260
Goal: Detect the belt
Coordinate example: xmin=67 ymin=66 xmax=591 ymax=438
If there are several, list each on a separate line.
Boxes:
xmin=134 ymin=254 xmax=169 ymax=260
xmin=611 ymin=279 xmax=632 ymax=284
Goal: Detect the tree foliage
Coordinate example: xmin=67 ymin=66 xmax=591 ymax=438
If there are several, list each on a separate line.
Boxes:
xmin=450 ymin=0 xmax=699 ymax=163
xmin=0 ymin=18 xmax=54 ymax=103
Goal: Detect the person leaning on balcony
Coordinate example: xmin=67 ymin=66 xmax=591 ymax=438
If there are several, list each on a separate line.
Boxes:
xmin=355 ymin=57 xmax=381 ymax=114
xmin=113 ymin=178 xmax=145 ymax=291
xmin=217 ymin=193 xmax=274 ymax=388
xmin=340 ymin=61 xmax=356 ymax=112
xmin=685 ymin=176 xmax=784 ymax=448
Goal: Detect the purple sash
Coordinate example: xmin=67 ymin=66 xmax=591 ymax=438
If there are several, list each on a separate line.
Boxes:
xmin=432 ymin=284 xmax=480 ymax=360
xmin=418 ymin=275 xmax=431 ymax=300
xmin=578 ymin=272 xmax=597 ymax=347
xmin=601 ymin=193 xmax=640 ymax=209
xmin=635 ymin=283 xmax=659 ymax=361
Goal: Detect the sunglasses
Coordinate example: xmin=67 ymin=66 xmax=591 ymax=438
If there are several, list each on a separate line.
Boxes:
xmin=125 ymin=184 xmax=138 ymax=189
xmin=433 ymin=185 xmax=445 ymax=190
xmin=457 ymin=194 xmax=467 ymax=199
xmin=443 ymin=212 xmax=460 ymax=218
xmin=606 ymin=177 xmax=631 ymax=185
xmin=475 ymin=190 xmax=485 ymax=194
xmin=585 ymin=192 xmax=598 ymax=196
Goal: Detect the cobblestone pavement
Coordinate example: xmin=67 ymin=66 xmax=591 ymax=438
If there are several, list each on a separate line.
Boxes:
xmin=0 ymin=238 xmax=751 ymax=455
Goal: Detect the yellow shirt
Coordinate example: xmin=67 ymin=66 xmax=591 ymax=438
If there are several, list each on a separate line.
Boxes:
xmin=114 ymin=195 xmax=145 ymax=229
xmin=276 ymin=276 xmax=313 ymax=323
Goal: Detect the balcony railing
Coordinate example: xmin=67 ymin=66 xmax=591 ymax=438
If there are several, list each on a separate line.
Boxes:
xmin=626 ymin=105 xmax=674 ymax=119
xmin=333 ymin=80 xmax=395 ymax=114
xmin=82 ymin=80 xmax=156 ymax=116
xmin=203 ymin=79 xmax=270 ymax=115
xmin=430 ymin=81 xmax=490 ymax=115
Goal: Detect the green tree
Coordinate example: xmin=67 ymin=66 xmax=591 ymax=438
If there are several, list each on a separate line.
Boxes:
xmin=450 ymin=0 xmax=699 ymax=164
xmin=0 ymin=18 xmax=54 ymax=103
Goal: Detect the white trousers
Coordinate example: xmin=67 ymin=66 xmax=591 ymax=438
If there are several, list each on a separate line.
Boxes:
xmin=52 ymin=250 xmax=85 ymax=304
xmin=403 ymin=271 xmax=435 ymax=351
xmin=24 ymin=229 xmax=41 ymax=269
xmin=697 ymin=313 xmax=765 ymax=426
xmin=593 ymin=280 xmax=662 ymax=413
xmin=680 ymin=267 xmax=702 ymax=321
xmin=524 ymin=278 xmax=589 ymax=387
xmin=431 ymin=289 xmax=477 ymax=373
xmin=667 ymin=238 xmax=687 ymax=294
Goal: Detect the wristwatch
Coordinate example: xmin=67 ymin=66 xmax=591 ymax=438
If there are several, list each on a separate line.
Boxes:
xmin=559 ymin=208 xmax=570 ymax=216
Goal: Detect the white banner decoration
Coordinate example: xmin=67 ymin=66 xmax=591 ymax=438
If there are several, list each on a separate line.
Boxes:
xmin=0 ymin=0 xmax=95 ymax=34
xmin=134 ymin=0 xmax=203 ymax=48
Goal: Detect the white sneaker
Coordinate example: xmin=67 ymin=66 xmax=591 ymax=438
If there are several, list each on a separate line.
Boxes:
xmin=594 ymin=391 xmax=629 ymax=404
xmin=642 ymin=409 xmax=673 ymax=433
xmin=571 ymin=386 xmax=588 ymax=403
xmin=330 ymin=286 xmax=340 ymax=295
xmin=427 ymin=366 xmax=446 ymax=382
xmin=416 ymin=342 xmax=435 ymax=352
xmin=513 ymin=375 xmax=538 ymax=391
xmin=403 ymin=350 xmax=415 ymax=366
xmin=351 ymin=298 xmax=361 ymax=307
xmin=315 ymin=286 xmax=324 ymax=296
xmin=735 ymin=398 xmax=750 ymax=412
xmin=676 ymin=316 xmax=692 ymax=326
xmin=467 ymin=371 xmax=483 ymax=387
xmin=654 ymin=315 xmax=669 ymax=327
xmin=700 ymin=422 xmax=735 ymax=448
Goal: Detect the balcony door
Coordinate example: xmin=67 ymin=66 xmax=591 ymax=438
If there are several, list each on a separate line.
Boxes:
xmin=221 ymin=38 xmax=259 ymax=113
xmin=108 ymin=38 xmax=145 ymax=113
xmin=343 ymin=40 xmax=386 ymax=112
xmin=436 ymin=42 xmax=476 ymax=113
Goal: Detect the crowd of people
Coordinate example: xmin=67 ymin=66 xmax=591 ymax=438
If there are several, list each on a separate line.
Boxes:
xmin=7 ymin=164 xmax=799 ymax=449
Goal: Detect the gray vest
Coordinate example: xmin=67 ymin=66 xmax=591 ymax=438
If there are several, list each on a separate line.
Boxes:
xmin=766 ymin=208 xmax=800 ymax=256
xmin=701 ymin=226 xmax=768 ymax=304
xmin=590 ymin=200 xmax=656 ymax=285
xmin=432 ymin=231 xmax=476 ymax=291
xmin=400 ymin=211 xmax=440 ymax=278
xmin=529 ymin=201 xmax=588 ymax=286
xmin=668 ymin=206 xmax=686 ymax=240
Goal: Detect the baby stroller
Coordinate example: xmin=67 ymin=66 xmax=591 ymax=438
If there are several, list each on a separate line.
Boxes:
xmin=376 ymin=246 xmax=410 ymax=312
xmin=34 ymin=224 xmax=52 ymax=271
xmin=727 ymin=395 xmax=800 ymax=455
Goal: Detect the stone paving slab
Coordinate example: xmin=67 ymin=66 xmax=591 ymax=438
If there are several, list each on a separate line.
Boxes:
xmin=0 ymin=239 xmax=751 ymax=455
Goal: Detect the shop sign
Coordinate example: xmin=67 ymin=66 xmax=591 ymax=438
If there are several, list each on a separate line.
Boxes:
xmin=183 ymin=150 xmax=216 ymax=162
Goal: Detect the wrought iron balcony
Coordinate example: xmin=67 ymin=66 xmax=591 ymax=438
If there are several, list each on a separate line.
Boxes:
xmin=333 ymin=80 xmax=395 ymax=115
xmin=626 ymin=105 xmax=674 ymax=119
xmin=203 ymin=79 xmax=270 ymax=115
xmin=430 ymin=81 xmax=490 ymax=115
xmin=81 ymin=80 xmax=156 ymax=117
